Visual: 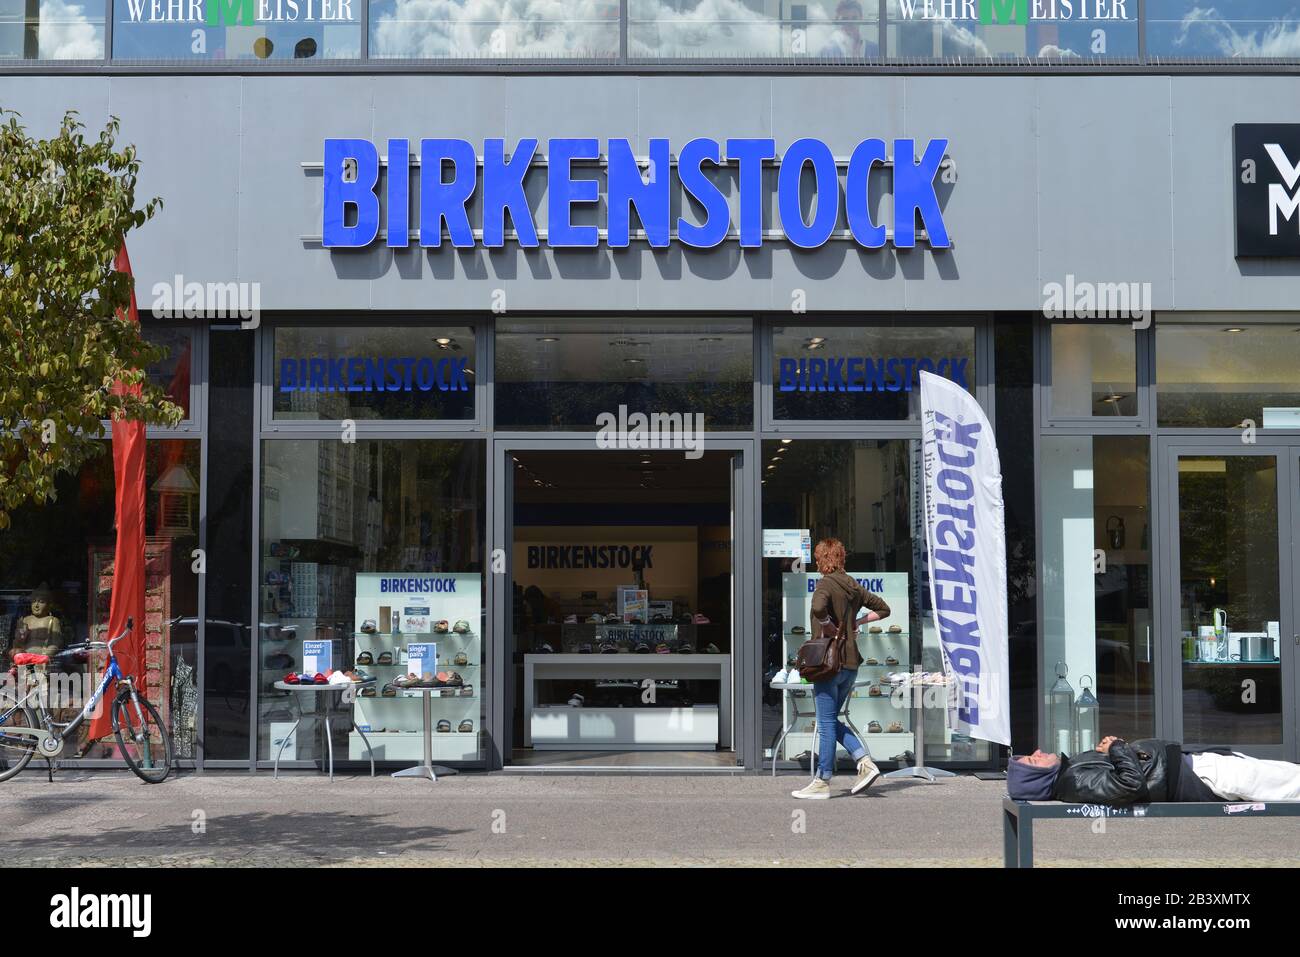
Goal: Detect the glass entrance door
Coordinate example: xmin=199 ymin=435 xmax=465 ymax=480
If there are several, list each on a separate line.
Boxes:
xmin=1164 ymin=445 xmax=1294 ymax=757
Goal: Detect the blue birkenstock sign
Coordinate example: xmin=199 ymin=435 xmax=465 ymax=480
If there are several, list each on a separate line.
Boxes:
xmin=320 ymin=137 xmax=952 ymax=250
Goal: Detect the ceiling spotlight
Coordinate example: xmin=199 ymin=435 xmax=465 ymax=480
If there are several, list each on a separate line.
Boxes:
xmin=767 ymin=464 xmax=777 ymax=470
xmin=624 ymin=357 xmax=644 ymax=364
xmin=781 ymin=438 xmax=793 ymax=445
xmin=1099 ymin=393 xmax=1126 ymax=403
xmin=1223 ymin=327 xmax=1245 ymax=334
xmin=537 ymin=336 xmax=559 ymax=343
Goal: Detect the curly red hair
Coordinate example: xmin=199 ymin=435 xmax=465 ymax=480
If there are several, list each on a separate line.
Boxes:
xmin=813 ymin=538 xmax=846 ymax=575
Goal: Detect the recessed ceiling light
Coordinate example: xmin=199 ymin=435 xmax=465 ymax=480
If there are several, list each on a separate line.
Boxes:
xmin=767 ymin=464 xmax=777 ymax=470
xmin=434 ymin=337 xmax=452 ymax=345
xmin=1100 ymin=393 xmax=1126 ymax=403
xmin=536 ymin=336 xmax=559 ymax=343
xmin=780 ymin=438 xmax=793 ymax=445
xmin=1223 ymin=327 xmax=1245 ymax=333
xmin=699 ymin=336 xmax=723 ymax=342
xmin=624 ymin=357 xmax=643 ymax=364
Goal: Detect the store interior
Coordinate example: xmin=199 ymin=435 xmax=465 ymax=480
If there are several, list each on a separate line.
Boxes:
xmin=509 ymin=450 xmax=736 ymax=768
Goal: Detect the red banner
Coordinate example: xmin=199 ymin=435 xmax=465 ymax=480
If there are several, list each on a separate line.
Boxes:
xmin=86 ymin=244 xmax=147 ymax=741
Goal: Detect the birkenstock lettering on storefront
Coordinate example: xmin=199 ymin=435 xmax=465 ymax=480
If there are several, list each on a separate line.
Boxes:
xmin=378 ymin=578 xmax=458 ymax=593
xmin=320 ymin=137 xmax=953 ymax=250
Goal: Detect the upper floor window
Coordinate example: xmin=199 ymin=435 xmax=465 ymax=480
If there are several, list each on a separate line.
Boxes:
xmin=886 ymin=0 xmax=1139 ymax=60
xmin=1147 ymin=1 xmax=1300 ymax=59
xmin=0 ymin=0 xmax=105 ymax=60
xmin=112 ymin=0 xmax=361 ymax=60
xmin=628 ymin=0 xmax=880 ymax=59
xmin=369 ymin=0 xmax=619 ymax=59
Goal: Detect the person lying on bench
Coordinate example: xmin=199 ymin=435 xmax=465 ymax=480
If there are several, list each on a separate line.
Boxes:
xmin=1007 ymin=736 xmax=1300 ymax=805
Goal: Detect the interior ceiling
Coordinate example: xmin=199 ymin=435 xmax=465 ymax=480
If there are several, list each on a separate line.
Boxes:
xmin=513 ymin=450 xmax=730 ymax=500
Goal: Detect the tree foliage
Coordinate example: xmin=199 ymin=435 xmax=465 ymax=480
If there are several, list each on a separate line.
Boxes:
xmin=0 ymin=110 xmax=182 ymax=529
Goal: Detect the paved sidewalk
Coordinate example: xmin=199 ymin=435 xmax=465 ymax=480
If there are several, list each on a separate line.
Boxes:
xmin=0 ymin=769 xmax=1295 ymax=867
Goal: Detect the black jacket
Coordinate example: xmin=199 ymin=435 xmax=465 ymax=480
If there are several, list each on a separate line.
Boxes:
xmin=1053 ymin=738 xmax=1221 ymax=804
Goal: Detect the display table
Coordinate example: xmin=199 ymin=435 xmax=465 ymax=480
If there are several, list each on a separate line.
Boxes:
xmin=768 ymin=678 xmax=874 ymax=778
xmin=523 ymin=653 xmax=731 ymax=749
xmin=391 ymin=685 xmax=461 ymax=782
xmin=272 ymin=681 xmax=375 ymax=782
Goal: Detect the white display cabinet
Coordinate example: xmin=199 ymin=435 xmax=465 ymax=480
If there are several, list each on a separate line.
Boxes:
xmin=347 ymin=572 xmax=482 ymax=762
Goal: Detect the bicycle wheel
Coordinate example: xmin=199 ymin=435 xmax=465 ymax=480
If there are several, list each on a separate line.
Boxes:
xmin=111 ymin=690 xmax=172 ymax=784
xmin=0 ymin=704 xmax=38 ymax=783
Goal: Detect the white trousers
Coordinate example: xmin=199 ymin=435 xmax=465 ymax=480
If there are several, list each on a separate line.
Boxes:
xmin=1190 ymin=751 xmax=1300 ymax=801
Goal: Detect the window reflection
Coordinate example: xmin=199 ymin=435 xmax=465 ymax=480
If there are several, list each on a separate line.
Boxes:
xmin=1157 ymin=321 xmax=1300 ymax=428
xmin=1041 ymin=436 xmax=1153 ymax=745
xmin=0 ymin=0 xmax=104 ymax=60
xmin=370 ymin=0 xmax=619 ymax=59
xmin=1148 ymin=1 xmax=1300 ymax=58
xmin=628 ymin=0 xmax=880 ymax=59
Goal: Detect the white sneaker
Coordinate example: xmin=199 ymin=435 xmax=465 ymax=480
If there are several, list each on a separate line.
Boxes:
xmin=791 ymin=778 xmax=831 ymax=800
xmin=772 ymin=669 xmax=789 ymax=685
xmin=850 ymin=758 xmax=881 ymax=795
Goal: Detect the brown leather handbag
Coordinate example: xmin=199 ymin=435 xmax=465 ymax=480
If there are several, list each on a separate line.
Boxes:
xmin=794 ymin=613 xmax=848 ymax=683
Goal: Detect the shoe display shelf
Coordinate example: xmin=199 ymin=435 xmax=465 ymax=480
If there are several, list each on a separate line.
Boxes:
xmin=348 ymin=572 xmax=482 ymax=763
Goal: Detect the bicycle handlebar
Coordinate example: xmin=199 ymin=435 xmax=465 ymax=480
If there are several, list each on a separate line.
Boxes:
xmin=103 ymin=617 xmax=134 ymax=654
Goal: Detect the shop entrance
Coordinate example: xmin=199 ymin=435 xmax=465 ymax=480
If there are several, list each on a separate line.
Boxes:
xmin=502 ymin=448 xmax=742 ymax=769
xmin=1158 ymin=440 xmax=1300 ymax=760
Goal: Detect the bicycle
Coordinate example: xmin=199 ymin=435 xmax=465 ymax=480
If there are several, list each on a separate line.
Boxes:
xmin=0 ymin=618 xmax=172 ymax=784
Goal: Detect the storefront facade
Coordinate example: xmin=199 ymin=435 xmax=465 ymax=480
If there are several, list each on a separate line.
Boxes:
xmin=6 ymin=16 xmax=1300 ymax=771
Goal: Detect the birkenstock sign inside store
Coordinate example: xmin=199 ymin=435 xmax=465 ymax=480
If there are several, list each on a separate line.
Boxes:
xmin=319 ymin=136 xmax=954 ymax=250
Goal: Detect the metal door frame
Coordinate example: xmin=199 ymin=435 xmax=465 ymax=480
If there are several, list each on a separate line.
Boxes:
xmin=1156 ymin=436 xmax=1297 ymax=759
xmin=486 ymin=434 xmax=758 ymax=770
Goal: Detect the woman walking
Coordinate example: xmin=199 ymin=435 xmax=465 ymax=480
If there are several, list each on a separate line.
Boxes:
xmin=791 ymin=538 xmax=891 ymax=800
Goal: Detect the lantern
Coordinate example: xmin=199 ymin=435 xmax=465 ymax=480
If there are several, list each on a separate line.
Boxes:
xmin=1045 ymin=660 xmax=1075 ymax=756
xmin=1075 ymin=675 xmax=1100 ymax=753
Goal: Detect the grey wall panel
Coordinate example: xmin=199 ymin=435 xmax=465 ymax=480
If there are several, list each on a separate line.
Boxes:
xmin=1170 ymin=77 xmax=1300 ymax=310
xmin=1035 ymin=77 xmax=1176 ymax=310
xmin=902 ymin=76 xmax=1039 ymax=311
xmin=112 ymin=76 xmax=244 ymax=300
xmin=7 ymin=73 xmax=1300 ymax=313
xmin=238 ymin=75 xmax=376 ymax=309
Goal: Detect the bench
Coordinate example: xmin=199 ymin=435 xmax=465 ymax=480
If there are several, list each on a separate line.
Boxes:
xmin=1003 ymin=797 xmax=1300 ymax=868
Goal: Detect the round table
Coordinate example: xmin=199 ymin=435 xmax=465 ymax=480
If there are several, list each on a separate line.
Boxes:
xmin=271 ymin=680 xmax=375 ymax=781
xmin=390 ymin=685 xmax=462 ymax=783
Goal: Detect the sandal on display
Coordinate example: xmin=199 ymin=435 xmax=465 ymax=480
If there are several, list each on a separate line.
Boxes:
xmin=453 ymin=620 xmax=471 ymax=634
xmin=458 ymin=720 xmax=474 ymax=733
xmin=865 ymin=657 xmax=879 ymax=666
xmin=692 ymin=613 xmax=710 ymax=624
xmin=887 ymin=721 xmax=904 ymax=733
xmin=436 ymin=719 xmax=452 ymax=733
xmin=678 ymin=643 xmax=695 ymax=654
xmin=434 ymin=620 xmax=450 ymax=634
xmin=888 ymin=624 xmax=903 ymax=633
xmin=356 ymin=651 xmax=374 ymax=665
xmin=654 ymin=643 xmax=671 ymax=654
xmin=703 ymin=643 xmax=721 ymax=654
xmin=599 ymin=641 xmax=618 ymax=654
xmin=790 ymin=626 xmax=805 ymax=635
xmin=377 ymin=652 xmax=393 ymax=665
xmin=868 ymin=626 xmax=883 ymax=634
xmin=283 ymin=673 xmax=300 ymax=685
xmin=453 ymin=651 xmax=469 ymax=666
xmin=867 ymin=721 xmax=883 ymax=733
xmin=360 ymin=687 xmax=377 ymax=697
xmin=312 ymin=673 xmax=328 ymax=685
xmin=460 ymin=684 xmax=474 ymax=697
xmin=868 ymin=686 xmax=882 ymax=697
xmin=446 ymin=672 xmax=464 ymax=687
xmin=360 ymin=619 xmax=378 ymax=634
xmin=420 ymin=672 xmax=438 ymax=687
xmin=885 ymin=656 xmax=899 ymax=666
xmin=381 ymin=683 xmax=397 ymax=698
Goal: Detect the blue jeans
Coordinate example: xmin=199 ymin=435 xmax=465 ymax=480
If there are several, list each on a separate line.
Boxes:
xmin=813 ymin=668 xmax=869 ymax=780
